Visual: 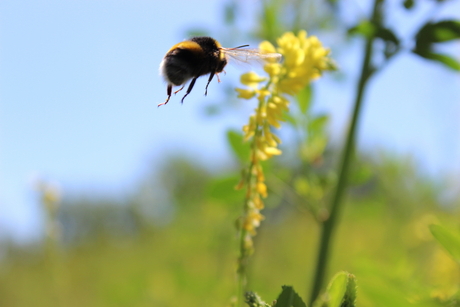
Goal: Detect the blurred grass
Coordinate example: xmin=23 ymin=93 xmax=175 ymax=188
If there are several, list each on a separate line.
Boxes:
xmin=0 ymin=201 xmax=238 ymax=307
xmin=0 ymin=155 xmax=459 ymax=307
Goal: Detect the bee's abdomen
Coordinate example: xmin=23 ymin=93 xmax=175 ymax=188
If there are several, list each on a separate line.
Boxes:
xmin=161 ymin=47 xmax=202 ymax=85
xmin=161 ymin=58 xmax=191 ymax=85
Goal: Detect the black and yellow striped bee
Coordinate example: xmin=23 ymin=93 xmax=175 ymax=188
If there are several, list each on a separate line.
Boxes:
xmin=158 ymin=36 xmax=281 ymax=106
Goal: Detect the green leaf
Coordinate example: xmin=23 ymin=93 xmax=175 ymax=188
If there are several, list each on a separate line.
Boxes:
xmin=274 ymin=286 xmax=307 ymax=307
xmin=227 ymin=129 xmax=250 ymax=162
xmin=309 ymin=114 xmax=329 ymax=135
xmin=413 ymin=50 xmax=460 ymax=71
xmin=417 ymin=20 xmax=460 ymax=45
xmin=433 ymin=21 xmax=460 ymax=41
xmin=297 ymin=85 xmax=312 ymax=114
xmin=206 ymin=175 xmax=244 ymax=204
xmin=245 ymin=291 xmax=271 ymax=307
xmin=314 ymin=272 xmax=357 ymax=307
xmin=348 ymin=20 xmax=377 ymax=38
xmin=430 ymin=224 xmax=460 ymax=264
xmin=375 ymin=28 xmax=399 ymax=46
xmin=414 ymin=21 xmax=460 ymax=68
xmin=327 ymin=272 xmax=349 ymax=307
xmin=342 ymin=274 xmax=357 ymax=307
xmin=413 ymin=20 xmax=460 ymax=71
xmin=375 ymin=27 xmax=400 ymax=58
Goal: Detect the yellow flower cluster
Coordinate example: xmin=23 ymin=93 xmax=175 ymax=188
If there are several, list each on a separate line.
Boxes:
xmin=235 ymin=30 xmax=334 ymax=258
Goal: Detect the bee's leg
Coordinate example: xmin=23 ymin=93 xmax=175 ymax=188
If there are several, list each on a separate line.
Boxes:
xmin=205 ymin=72 xmax=215 ymax=96
xmin=181 ymin=77 xmax=198 ymax=103
xmin=174 ymin=85 xmax=185 ymax=94
xmin=158 ymin=84 xmax=173 ymax=107
xmin=216 ymin=73 xmax=222 ymax=83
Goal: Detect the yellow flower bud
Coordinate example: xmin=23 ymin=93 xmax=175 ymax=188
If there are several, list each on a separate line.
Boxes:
xmin=264 ymin=129 xmax=278 ymax=147
xmin=257 ymin=182 xmax=268 ymax=198
xmin=259 ymin=40 xmax=277 ymax=54
xmin=253 ymin=194 xmax=264 ymax=209
xmin=297 ymin=30 xmax=308 ymax=42
xmin=267 ymin=114 xmax=281 ymax=128
xmin=264 ymin=147 xmax=282 ymax=156
xmin=240 ymin=72 xmax=266 ymax=88
xmin=256 ymin=149 xmax=269 ymax=161
xmin=235 ymin=88 xmax=256 ymax=99
xmin=264 ymin=63 xmax=281 ymax=77
xmin=257 ymin=89 xmax=271 ymax=100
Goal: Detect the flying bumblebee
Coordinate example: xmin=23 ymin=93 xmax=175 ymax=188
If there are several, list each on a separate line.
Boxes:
xmin=158 ymin=36 xmax=282 ymax=107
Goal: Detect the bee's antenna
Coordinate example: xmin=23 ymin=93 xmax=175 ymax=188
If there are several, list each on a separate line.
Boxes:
xmin=221 ymin=44 xmax=250 ymax=51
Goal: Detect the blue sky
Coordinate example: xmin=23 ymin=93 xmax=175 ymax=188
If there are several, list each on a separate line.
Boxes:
xmin=1 ymin=0 xmax=459 ymax=242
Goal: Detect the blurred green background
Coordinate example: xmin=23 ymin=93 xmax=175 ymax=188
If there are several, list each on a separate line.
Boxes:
xmin=1 ymin=0 xmax=460 ymax=306
xmin=2 ymin=155 xmax=459 ymax=306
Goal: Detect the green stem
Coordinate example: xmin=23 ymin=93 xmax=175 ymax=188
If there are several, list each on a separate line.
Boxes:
xmin=237 ymin=228 xmax=248 ymax=307
xmin=308 ymin=0 xmax=382 ymax=304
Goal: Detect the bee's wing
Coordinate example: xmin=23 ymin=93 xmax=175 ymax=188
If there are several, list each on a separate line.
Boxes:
xmin=221 ymin=48 xmax=282 ymax=66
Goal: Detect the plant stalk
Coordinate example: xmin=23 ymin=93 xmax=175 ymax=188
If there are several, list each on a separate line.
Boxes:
xmin=308 ymin=0 xmax=382 ymax=304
